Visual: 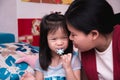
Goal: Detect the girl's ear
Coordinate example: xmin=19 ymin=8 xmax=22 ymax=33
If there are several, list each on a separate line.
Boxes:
xmin=90 ymin=30 xmax=99 ymax=40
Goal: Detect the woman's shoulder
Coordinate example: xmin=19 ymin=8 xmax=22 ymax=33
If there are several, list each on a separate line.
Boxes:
xmin=113 ymin=24 xmax=120 ymax=35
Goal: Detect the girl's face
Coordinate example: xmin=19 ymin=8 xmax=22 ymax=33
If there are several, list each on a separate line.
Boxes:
xmin=47 ymin=28 xmax=69 ymax=54
xmin=67 ymin=24 xmax=95 ymax=52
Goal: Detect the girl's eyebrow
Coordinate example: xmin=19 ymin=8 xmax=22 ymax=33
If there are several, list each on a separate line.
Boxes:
xmin=48 ymin=36 xmax=55 ymax=38
xmin=70 ymin=32 xmax=74 ymax=34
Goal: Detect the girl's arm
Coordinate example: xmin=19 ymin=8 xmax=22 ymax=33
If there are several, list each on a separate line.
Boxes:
xmin=35 ymin=70 xmax=44 ymax=80
xmin=20 ymin=70 xmax=44 ymax=80
xmin=65 ymin=66 xmax=80 ymax=80
xmin=61 ymin=53 xmax=81 ymax=80
xmin=20 ymin=72 xmax=35 ymax=80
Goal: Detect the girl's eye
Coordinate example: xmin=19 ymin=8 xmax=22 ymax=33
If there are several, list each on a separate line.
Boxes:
xmin=63 ymin=36 xmax=68 ymax=39
xmin=51 ymin=38 xmax=57 ymax=40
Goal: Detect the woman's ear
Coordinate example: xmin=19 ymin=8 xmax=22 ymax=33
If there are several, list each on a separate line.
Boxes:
xmin=90 ymin=30 xmax=99 ymax=40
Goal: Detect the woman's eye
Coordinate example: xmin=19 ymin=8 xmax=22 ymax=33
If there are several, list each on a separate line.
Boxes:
xmin=71 ymin=33 xmax=75 ymax=36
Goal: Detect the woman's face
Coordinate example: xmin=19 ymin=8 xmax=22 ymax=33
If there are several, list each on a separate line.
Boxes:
xmin=47 ymin=28 xmax=69 ymax=54
xmin=67 ymin=24 xmax=95 ymax=52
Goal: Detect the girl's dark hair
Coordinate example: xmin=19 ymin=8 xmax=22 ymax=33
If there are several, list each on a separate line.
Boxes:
xmin=39 ymin=12 xmax=73 ymax=70
xmin=65 ymin=0 xmax=117 ymax=35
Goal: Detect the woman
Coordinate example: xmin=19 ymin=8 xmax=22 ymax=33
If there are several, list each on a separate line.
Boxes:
xmin=65 ymin=0 xmax=120 ymax=80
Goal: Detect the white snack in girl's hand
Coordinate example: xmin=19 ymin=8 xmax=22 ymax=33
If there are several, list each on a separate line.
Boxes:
xmin=56 ymin=49 xmax=64 ymax=55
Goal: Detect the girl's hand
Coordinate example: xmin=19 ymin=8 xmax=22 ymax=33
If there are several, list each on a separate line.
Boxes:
xmin=61 ymin=53 xmax=72 ymax=70
xmin=20 ymin=71 xmax=35 ymax=80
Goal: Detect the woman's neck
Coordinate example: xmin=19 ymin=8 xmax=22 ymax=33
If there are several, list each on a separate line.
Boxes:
xmin=96 ymin=33 xmax=112 ymax=52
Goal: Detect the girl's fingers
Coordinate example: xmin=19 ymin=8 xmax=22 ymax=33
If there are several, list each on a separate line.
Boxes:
xmin=67 ymin=53 xmax=72 ymax=61
xmin=61 ymin=53 xmax=72 ymax=62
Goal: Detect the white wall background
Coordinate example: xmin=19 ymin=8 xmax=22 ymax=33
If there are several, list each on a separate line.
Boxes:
xmin=17 ymin=0 xmax=120 ymax=19
xmin=0 ymin=0 xmax=120 ymax=42
xmin=0 ymin=0 xmax=18 ymax=41
xmin=17 ymin=0 xmax=69 ymax=18
xmin=106 ymin=0 xmax=120 ymax=14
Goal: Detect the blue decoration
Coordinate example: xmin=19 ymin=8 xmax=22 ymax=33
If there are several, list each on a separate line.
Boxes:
xmin=0 ymin=42 xmax=37 ymax=80
xmin=0 ymin=55 xmax=28 ymax=80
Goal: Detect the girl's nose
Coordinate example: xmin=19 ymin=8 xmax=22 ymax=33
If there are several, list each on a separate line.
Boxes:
xmin=57 ymin=40 xmax=64 ymax=46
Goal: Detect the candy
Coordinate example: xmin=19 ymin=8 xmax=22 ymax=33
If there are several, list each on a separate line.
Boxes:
xmin=56 ymin=49 xmax=64 ymax=55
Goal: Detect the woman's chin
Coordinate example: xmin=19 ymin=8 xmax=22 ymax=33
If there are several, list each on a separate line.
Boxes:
xmin=74 ymin=44 xmax=78 ymax=48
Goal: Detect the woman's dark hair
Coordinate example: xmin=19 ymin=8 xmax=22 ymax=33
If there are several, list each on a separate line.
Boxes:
xmin=65 ymin=0 xmax=117 ymax=35
xmin=114 ymin=13 xmax=120 ymax=24
xmin=39 ymin=12 xmax=73 ymax=70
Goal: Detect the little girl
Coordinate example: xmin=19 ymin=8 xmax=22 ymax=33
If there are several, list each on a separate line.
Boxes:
xmin=21 ymin=12 xmax=81 ymax=80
